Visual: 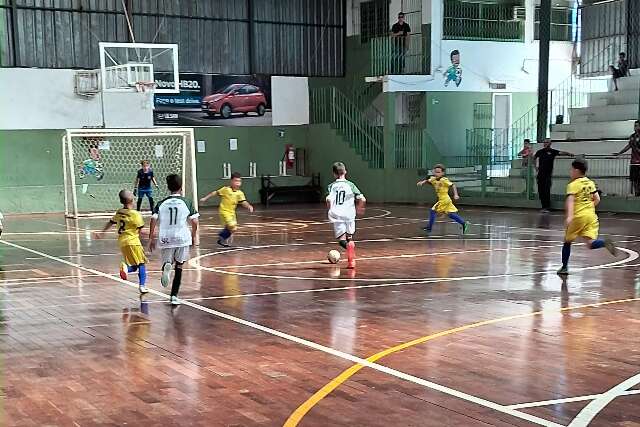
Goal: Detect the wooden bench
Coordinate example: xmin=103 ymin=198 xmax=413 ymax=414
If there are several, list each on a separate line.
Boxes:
xmin=259 ymin=174 xmax=322 ymax=208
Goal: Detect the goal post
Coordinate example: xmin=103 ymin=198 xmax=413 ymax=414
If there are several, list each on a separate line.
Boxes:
xmin=62 ymin=128 xmax=198 ymax=218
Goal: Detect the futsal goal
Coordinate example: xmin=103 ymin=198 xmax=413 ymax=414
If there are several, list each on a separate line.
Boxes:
xmin=63 ymin=128 xmax=198 ymax=218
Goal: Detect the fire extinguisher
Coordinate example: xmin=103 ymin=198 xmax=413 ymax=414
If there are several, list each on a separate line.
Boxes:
xmin=284 ymin=144 xmax=295 ymax=169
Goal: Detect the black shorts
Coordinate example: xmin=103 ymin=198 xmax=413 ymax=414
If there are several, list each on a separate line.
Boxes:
xmin=630 ymin=165 xmax=640 ymax=182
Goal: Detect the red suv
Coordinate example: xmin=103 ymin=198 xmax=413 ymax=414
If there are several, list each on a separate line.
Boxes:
xmin=201 ymin=84 xmax=267 ymax=119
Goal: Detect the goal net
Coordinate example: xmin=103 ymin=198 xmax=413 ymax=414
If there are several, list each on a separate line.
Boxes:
xmin=63 ymin=128 xmax=198 ymax=218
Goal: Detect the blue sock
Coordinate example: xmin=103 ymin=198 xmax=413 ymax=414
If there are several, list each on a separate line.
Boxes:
xmin=427 ymin=209 xmax=436 ymax=230
xmin=138 ymin=264 xmax=147 ymax=286
xmin=448 ymin=213 xmax=465 ymax=226
xmin=219 ymin=228 xmax=232 ymax=240
xmin=591 ymin=239 xmax=605 ymax=249
xmin=562 ymin=243 xmax=572 ymax=268
xmin=127 ymin=265 xmax=138 ymax=273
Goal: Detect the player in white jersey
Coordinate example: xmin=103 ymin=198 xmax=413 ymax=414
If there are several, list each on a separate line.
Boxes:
xmin=148 ymin=174 xmax=199 ymax=305
xmin=326 ymin=162 xmax=366 ymax=269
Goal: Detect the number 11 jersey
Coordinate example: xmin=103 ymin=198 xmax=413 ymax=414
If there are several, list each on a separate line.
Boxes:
xmin=153 ymin=195 xmax=200 ymax=249
xmin=326 ymin=178 xmax=364 ymax=223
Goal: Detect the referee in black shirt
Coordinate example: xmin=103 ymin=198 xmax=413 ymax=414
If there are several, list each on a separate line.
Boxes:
xmin=534 ymin=139 xmax=573 ymax=213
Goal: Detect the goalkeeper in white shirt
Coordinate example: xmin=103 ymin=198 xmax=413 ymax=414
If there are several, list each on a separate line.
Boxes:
xmin=326 ymin=162 xmax=366 ymax=269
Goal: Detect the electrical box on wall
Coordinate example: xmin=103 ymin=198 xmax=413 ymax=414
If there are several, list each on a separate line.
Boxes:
xmin=489 ymin=82 xmax=507 ymax=90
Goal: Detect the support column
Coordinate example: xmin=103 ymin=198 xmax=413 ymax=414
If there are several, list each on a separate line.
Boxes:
xmin=383 ymin=91 xmax=396 ymax=169
xmin=524 ymin=0 xmax=535 ymax=44
xmin=536 ymin=0 xmax=551 ymax=143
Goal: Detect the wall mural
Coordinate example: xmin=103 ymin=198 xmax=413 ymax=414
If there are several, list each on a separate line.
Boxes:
xmin=443 ymin=49 xmax=462 ymax=87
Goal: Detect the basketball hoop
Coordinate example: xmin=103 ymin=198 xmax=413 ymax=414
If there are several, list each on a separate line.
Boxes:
xmin=135 ymin=81 xmax=157 ymax=93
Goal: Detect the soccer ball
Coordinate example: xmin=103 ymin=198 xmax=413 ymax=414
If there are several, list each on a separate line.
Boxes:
xmin=327 ymin=250 xmax=341 ymax=264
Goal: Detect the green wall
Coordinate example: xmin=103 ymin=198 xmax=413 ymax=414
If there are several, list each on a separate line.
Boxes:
xmin=0 ymin=126 xmax=311 ymax=214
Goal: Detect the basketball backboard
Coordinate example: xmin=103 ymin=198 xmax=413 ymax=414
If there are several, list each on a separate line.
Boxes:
xmin=99 ymin=42 xmax=179 ymax=93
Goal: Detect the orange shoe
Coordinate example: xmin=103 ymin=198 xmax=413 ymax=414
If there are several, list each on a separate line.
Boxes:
xmin=346 ymin=241 xmax=356 ymax=269
xmin=119 ymin=262 xmax=128 ymax=281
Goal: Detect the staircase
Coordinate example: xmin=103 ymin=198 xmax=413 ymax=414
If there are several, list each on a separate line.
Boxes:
xmin=310 ymin=86 xmax=384 ymax=168
xmin=551 ymin=71 xmax=639 ymax=140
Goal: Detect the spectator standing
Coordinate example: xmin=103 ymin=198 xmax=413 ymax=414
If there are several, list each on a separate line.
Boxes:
xmin=518 ymin=139 xmax=534 ymax=178
xmin=613 ymin=120 xmax=640 ymax=197
xmin=390 ymin=12 xmax=411 ymax=74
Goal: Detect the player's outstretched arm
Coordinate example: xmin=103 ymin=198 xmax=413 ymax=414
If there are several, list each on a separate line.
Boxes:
xmin=190 ymin=218 xmax=199 ymax=246
xmin=356 ymin=196 xmax=366 ymax=215
xmin=241 ymin=201 xmax=254 ymax=213
xmin=148 ymin=217 xmax=157 ymax=252
xmin=152 ymin=176 xmax=160 ymax=188
xmin=417 ymin=179 xmax=427 ymax=186
xmin=613 ymin=143 xmax=631 ymax=156
xmin=592 ymin=191 xmax=601 ymax=207
xmin=133 ymin=176 xmax=140 ymax=196
xmin=199 ymin=190 xmax=218 ymax=204
xmin=565 ymin=195 xmax=575 ymax=227
xmin=93 ymin=220 xmax=114 ymax=239
xmin=452 ymin=184 xmax=460 ymax=200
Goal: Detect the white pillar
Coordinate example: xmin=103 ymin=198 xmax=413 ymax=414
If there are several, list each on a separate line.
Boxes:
xmin=525 ymin=0 xmax=535 ymax=44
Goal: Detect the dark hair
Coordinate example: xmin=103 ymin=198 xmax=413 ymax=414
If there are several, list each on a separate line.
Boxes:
xmin=451 ymin=50 xmax=460 ymax=59
xmin=398 ymin=12 xmax=405 ymax=17
xmin=119 ymin=189 xmax=133 ymax=204
xmin=524 ymin=138 xmax=531 ymax=143
xmin=620 ymin=52 xmax=626 ymax=57
xmin=230 ymin=172 xmax=242 ymax=179
xmin=140 ymin=160 xmax=149 ymax=165
xmin=635 ymin=120 xmax=640 ymax=126
xmin=166 ymin=174 xmax=182 ymax=192
xmin=572 ymin=159 xmax=588 ymax=174
xmin=332 ymin=161 xmax=346 ymax=175
xmin=433 ymin=163 xmax=445 ymax=172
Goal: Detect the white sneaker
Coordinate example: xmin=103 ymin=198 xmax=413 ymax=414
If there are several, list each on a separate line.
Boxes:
xmin=170 ymin=296 xmax=181 ymax=305
xmin=139 ymin=285 xmax=148 ymax=294
xmin=160 ymin=262 xmax=172 ymax=288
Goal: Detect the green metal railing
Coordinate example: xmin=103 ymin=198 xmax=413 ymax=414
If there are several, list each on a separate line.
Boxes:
xmin=443 ymin=0 xmax=525 ymax=42
xmin=310 ymin=86 xmax=384 ymax=168
xmin=370 ymin=34 xmax=425 ymax=76
xmin=395 ymin=127 xmax=444 ymax=170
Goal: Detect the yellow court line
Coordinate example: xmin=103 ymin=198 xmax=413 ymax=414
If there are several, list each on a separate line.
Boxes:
xmin=283 ymin=297 xmax=640 ymax=426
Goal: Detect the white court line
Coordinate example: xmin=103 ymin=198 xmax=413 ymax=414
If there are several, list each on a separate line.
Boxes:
xmin=568 ymin=373 xmax=640 ymax=427
xmin=507 ymin=389 xmax=640 ymax=410
xmin=0 ymin=238 xmax=562 ymax=427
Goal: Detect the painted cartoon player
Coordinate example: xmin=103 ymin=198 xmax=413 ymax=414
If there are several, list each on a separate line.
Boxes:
xmin=79 ymin=145 xmax=104 ymax=181
xmin=443 ymin=50 xmax=462 ymax=87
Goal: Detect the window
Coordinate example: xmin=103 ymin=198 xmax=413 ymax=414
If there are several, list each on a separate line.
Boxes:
xmin=443 ymin=0 xmax=525 ymax=42
xmin=535 ymin=7 xmax=574 ymax=42
xmin=360 ymin=0 xmax=389 ymax=43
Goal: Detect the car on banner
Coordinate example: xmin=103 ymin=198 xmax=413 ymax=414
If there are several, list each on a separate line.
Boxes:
xmin=201 ymin=84 xmax=267 ymax=119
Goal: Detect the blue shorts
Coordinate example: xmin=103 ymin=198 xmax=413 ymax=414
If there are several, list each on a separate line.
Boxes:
xmin=138 ymin=188 xmax=153 ymax=198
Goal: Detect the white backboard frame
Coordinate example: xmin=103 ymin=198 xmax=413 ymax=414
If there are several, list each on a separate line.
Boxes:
xmin=99 ymin=42 xmax=179 ymax=93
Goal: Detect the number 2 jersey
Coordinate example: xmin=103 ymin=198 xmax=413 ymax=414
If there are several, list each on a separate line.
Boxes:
xmin=566 ymin=176 xmax=597 ymax=218
xmin=326 ymin=178 xmax=364 ymax=223
xmin=153 ymin=195 xmax=200 ymax=249
xmin=110 ymin=208 xmax=144 ymax=248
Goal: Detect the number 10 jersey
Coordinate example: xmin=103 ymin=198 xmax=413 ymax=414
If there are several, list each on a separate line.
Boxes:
xmin=153 ymin=195 xmax=200 ymax=249
xmin=326 ymin=178 xmax=364 ymax=223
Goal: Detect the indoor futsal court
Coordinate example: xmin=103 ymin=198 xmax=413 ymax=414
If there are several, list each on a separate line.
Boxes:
xmin=1 ymin=205 xmax=639 ymax=426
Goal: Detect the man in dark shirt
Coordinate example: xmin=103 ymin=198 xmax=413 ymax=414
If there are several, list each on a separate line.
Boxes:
xmin=390 ymin=12 xmax=411 ymax=74
xmin=614 ymin=120 xmax=640 ymax=196
xmin=534 ymin=139 xmax=573 ymax=212
xmin=610 ymin=52 xmax=629 ymax=91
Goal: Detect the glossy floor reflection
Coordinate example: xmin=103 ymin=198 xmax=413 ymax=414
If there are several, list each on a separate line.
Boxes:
xmin=1 ymin=205 xmax=639 ymax=426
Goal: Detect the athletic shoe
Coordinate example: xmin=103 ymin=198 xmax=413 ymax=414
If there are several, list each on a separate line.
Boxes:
xmin=160 ymin=262 xmax=172 ymax=288
xmin=422 ymin=226 xmax=432 ymax=233
xmin=346 ymin=241 xmax=356 ymax=269
xmin=139 ymin=285 xmax=148 ymax=294
xmin=119 ymin=262 xmax=128 ymax=281
xmin=557 ymin=266 xmax=569 ymax=276
xmin=217 ymin=238 xmax=230 ymax=248
xmin=604 ymin=238 xmax=618 ymax=257
xmin=170 ymin=296 xmax=181 ymax=306
xmin=462 ymin=223 xmax=469 ymax=234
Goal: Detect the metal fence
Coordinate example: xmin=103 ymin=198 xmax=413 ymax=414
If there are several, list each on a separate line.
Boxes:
xmin=443 ymin=0 xmax=525 ymax=42
xmin=580 ymin=0 xmax=627 ymax=76
xmin=370 ymin=34 xmax=426 ymax=75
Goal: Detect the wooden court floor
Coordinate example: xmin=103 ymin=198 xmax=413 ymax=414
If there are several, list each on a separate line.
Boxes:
xmin=1 ymin=204 xmax=640 ymax=427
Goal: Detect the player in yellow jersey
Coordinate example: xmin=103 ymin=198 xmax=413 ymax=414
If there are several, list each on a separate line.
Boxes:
xmin=558 ymin=159 xmax=617 ymax=275
xmin=417 ymin=164 xmax=468 ymax=234
xmin=94 ymin=189 xmax=148 ymax=293
xmin=199 ymin=172 xmax=254 ymax=247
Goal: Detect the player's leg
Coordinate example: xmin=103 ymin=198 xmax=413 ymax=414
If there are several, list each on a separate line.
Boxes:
xmin=147 ymin=190 xmax=155 ymax=213
xmin=119 ymin=246 xmax=137 ymax=280
xmin=584 ymin=218 xmax=617 ymax=256
xmin=218 ymin=215 xmax=236 ymax=247
xmin=447 ymin=212 xmax=468 ymax=234
xmin=170 ymin=246 xmax=189 ymax=305
xmin=160 ymin=248 xmax=174 ymax=287
xmin=424 ymin=209 xmax=437 ymax=232
xmin=137 ymin=264 xmax=147 ymax=293
xmin=334 ymin=222 xmax=348 ymax=249
xmin=136 ymin=191 xmax=144 ymax=211
xmin=558 ymin=240 xmax=572 ymax=275
xmin=345 ymin=222 xmax=356 ymax=269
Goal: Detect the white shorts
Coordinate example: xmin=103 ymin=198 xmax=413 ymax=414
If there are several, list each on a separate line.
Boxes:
xmin=161 ymin=246 xmax=190 ymax=265
xmin=332 ymin=221 xmax=356 ymax=238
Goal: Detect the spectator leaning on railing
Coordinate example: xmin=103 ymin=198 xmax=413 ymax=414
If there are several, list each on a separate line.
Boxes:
xmin=613 ymin=120 xmax=640 ymax=197
xmin=390 ymin=12 xmax=411 ymax=74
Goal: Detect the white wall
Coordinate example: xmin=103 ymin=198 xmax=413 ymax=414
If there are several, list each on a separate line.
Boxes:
xmin=271 ymin=76 xmax=309 ymax=126
xmin=0 ymin=68 xmax=153 ymax=130
xmin=384 ymin=40 xmax=574 ymax=92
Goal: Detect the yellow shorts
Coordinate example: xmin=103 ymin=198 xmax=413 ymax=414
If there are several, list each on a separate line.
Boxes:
xmin=432 ymin=199 xmax=458 ymax=214
xmin=220 ymin=212 xmax=238 ymax=230
xmin=565 ymin=215 xmax=599 ymax=242
xmin=121 ymin=245 xmax=147 ymax=266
